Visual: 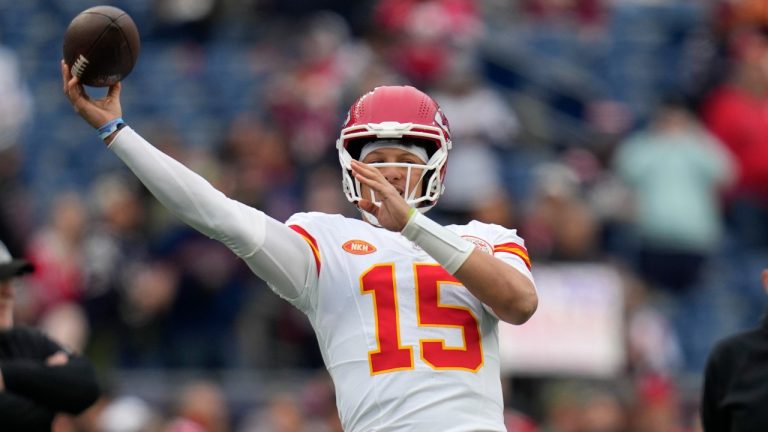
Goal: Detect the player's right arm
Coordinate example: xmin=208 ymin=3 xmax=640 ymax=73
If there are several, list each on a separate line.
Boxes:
xmin=110 ymin=127 xmax=316 ymax=301
xmin=60 ymin=61 xmax=316 ymax=303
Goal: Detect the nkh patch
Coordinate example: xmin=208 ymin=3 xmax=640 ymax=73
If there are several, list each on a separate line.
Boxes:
xmin=342 ymin=239 xmax=377 ymax=255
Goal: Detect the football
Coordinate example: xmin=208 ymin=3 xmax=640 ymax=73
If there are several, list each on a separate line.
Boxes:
xmin=62 ymin=5 xmax=140 ymax=87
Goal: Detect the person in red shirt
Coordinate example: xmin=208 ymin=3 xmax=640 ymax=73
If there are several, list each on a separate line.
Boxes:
xmin=701 ymin=24 xmax=768 ymax=249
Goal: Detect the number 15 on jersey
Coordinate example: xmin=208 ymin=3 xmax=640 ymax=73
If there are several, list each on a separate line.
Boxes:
xmin=360 ymin=263 xmax=484 ymax=375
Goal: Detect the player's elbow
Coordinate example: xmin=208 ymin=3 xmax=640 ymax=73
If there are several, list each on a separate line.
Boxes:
xmin=516 ymin=287 xmax=539 ymax=324
xmin=497 ymin=278 xmax=538 ymax=325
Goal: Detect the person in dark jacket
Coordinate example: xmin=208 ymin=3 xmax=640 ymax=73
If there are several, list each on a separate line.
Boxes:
xmin=701 ymin=268 xmax=768 ymax=432
xmin=0 ymin=240 xmax=100 ymax=431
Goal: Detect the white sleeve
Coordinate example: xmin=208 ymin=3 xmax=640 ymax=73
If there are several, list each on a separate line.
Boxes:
xmin=109 ymin=127 xmax=316 ymax=301
xmin=243 ymin=216 xmax=318 ymax=305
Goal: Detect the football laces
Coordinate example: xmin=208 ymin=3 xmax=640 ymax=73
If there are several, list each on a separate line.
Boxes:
xmin=70 ymin=54 xmax=89 ymax=78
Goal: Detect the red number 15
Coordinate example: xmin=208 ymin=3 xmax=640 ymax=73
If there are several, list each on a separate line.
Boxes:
xmin=361 ymin=263 xmax=483 ymax=375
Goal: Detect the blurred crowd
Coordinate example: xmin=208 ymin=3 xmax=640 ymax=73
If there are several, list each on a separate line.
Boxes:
xmin=1 ymin=0 xmax=768 ymax=430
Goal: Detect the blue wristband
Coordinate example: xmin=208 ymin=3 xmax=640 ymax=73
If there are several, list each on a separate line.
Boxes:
xmin=97 ymin=117 xmax=125 ymax=140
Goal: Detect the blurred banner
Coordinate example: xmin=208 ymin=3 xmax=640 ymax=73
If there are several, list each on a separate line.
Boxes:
xmin=499 ymin=263 xmax=625 ymax=378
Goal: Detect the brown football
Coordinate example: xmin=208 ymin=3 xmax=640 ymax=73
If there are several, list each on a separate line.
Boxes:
xmin=62 ymin=6 xmax=140 ymax=87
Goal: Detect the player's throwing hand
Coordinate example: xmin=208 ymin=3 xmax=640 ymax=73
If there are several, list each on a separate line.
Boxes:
xmin=61 ymin=59 xmax=122 ymax=130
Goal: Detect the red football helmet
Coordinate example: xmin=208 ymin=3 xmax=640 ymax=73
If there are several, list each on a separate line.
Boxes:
xmin=337 ymin=85 xmax=452 ymax=218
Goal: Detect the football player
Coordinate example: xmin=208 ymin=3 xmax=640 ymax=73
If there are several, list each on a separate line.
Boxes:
xmin=62 ymin=60 xmax=537 ymax=431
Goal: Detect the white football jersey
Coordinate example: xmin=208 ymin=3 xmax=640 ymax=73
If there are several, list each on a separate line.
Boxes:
xmin=108 ymin=129 xmax=534 ymax=431
xmin=281 ymin=212 xmax=533 ymax=432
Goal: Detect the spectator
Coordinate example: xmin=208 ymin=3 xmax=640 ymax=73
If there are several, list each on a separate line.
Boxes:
xmin=0 ymin=45 xmax=32 ymax=154
xmin=265 ymin=12 xmax=360 ymax=167
xmin=615 ymin=96 xmax=733 ymax=371
xmin=81 ymin=173 xmax=151 ymax=366
xmin=150 ymin=0 xmax=221 ymax=42
xmin=158 ymin=227 xmax=250 ymax=369
xmin=372 ymin=0 xmax=483 ymax=86
xmin=0 ymin=44 xmax=34 ymax=257
xmin=701 ymin=268 xmax=768 ymax=432
xmin=578 ymin=384 xmax=628 ymax=432
xmin=97 ymin=394 xmax=163 ymax=432
xmin=520 ymin=162 xmax=600 ymax=262
xmin=242 ymin=392 xmax=308 ymax=432
xmin=624 ymin=272 xmax=683 ymax=376
xmin=538 ymin=380 xmax=586 ymax=432
xmin=166 ymin=379 xmax=230 ymax=432
xmin=38 ymin=302 xmax=90 ymax=356
xmin=701 ymin=23 xmax=768 ymax=250
xmin=631 ymin=374 xmax=687 ymax=432
xmin=0 ymin=240 xmax=100 ymax=431
xmin=218 ymin=114 xmax=297 ymax=218
xmin=113 ymin=262 xmax=178 ymax=368
xmin=520 ymin=0 xmax=606 ymax=29
xmin=24 ymin=192 xmax=88 ymax=321
xmin=615 ymin=96 xmax=733 ymax=292
xmin=431 ymin=52 xmax=522 ymax=224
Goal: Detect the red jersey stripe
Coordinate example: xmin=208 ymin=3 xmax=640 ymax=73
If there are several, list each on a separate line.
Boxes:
xmin=289 ymin=224 xmax=321 ymax=275
xmin=493 ymin=242 xmax=531 ymax=270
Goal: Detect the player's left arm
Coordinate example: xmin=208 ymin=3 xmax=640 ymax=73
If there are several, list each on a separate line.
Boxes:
xmin=452 ymin=246 xmax=536 ymax=324
xmin=352 ymin=160 xmax=537 ymax=324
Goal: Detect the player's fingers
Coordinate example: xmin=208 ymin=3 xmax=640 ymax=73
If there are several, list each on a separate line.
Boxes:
xmin=361 ymin=164 xmax=391 ymax=186
xmin=63 ymin=78 xmax=77 ymax=101
xmin=350 ymin=161 xmax=367 ymax=180
xmin=351 ymin=161 xmax=385 ymax=185
xmin=357 ymin=199 xmax=377 ymax=215
xmin=62 ymin=65 xmax=81 ymax=104
xmin=353 ymin=169 xmax=379 ymax=190
xmin=66 ymin=80 xmax=94 ymax=112
xmin=63 ymin=71 xmax=76 ymax=93
xmin=61 ymin=62 xmax=88 ymax=102
xmin=351 ymin=160 xmax=377 ymax=175
xmin=60 ymin=60 xmax=70 ymax=90
xmin=106 ymin=81 xmax=121 ymax=100
xmin=65 ymin=77 xmax=83 ymax=102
